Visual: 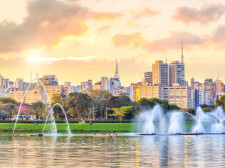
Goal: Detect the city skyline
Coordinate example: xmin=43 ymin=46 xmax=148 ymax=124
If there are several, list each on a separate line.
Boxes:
xmin=1 ymin=0 xmax=225 ymax=86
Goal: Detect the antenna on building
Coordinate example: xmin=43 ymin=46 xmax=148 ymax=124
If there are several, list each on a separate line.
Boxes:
xmin=181 ymin=42 xmax=184 ymax=63
xmin=166 ymin=55 xmax=167 ymax=64
xmin=218 ymin=73 xmax=220 ymax=80
xmin=114 ymin=59 xmax=119 ymax=79
xmin=30 ymin=67 xmax=32 ymax=82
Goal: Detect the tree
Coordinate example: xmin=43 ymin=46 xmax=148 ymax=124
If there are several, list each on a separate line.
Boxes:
xmin=0 ymin=98 xmax=17 ymax=104
xmin=118 ymin=93 xmax=132 ymax=107
xmin=135 ymin=98 xmax=180 ymax=115
xmin=216 ymin=95 xmax=225 ymax=109
xmin=0 ymin=98 xmax=17 ymax=118
xmin=64 ymin=92 xmax=92 ymax=120
xmin=86 ymin=90 xmax=113 ymax=120
xmin=110 ymin=106 xmax=133 ymax=120
xmin=31 ymin=101 xmax=45 ymax=119
xmin=52 ymin=93 xmax=67 ymax=120
xmin=202 ymin=107 xmax=212 ymax=112
xmin=186 ymin=108 xmax=195 ymax=115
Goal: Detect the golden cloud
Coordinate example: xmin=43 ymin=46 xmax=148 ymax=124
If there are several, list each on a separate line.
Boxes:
xmin=111 ymin=32 xmax=147 ymax=48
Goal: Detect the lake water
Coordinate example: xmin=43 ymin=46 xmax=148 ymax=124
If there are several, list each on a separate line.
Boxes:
xmin=1 ymin=134 xmax=225 ymax=167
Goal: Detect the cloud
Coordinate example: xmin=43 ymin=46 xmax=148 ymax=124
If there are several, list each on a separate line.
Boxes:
xmin=111 ymin=31 xmax=205 ymax=52
xmin=68 ymin=56 xmax=97 ymax=60
xmin=86 ymin=12 xmax=121 ymax=22
xmin=173 ymin=4 xmax=225 ymax=24
xmin=131 ymin=8 xmax=159 ymax=18
xmin=0 ymin=0 xmax=121 ymax=53
xmin=143 ymin=32 xmax=205 ymax=52
xmin=25 ymin=55 xmax=97 ymax=63
xmin=111 ymin=32 xmax=147 ymax=48
xmin=211 ymin=25 xmax=225 ymax=42
xmin=97 ymin=25 xmax=111 ymax=33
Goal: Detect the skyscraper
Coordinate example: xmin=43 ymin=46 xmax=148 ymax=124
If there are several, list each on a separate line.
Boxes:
xmin=144 ymin=72 xmax=152 ymax=84
xmin=204 ymin=78 xmax=214 ymax=105
xmin=169 ymin=45 xmax=185 ymax=86
xmin=41 ymin=75 xmax=58 ymax=86
xmin=114 ymin=60 xmax=119 ymax=79
xmin=152 ymin=60 xmax=169 ymax=86
xmin=15 ymin=78 xmax=24 ymax=91
xmin=101 ymin=77 xmax=109 ymax=91
xmin=169 ymin=61 xmax=185 ymax=85
xmin=110 ymin=60 xmax=121 ymax=95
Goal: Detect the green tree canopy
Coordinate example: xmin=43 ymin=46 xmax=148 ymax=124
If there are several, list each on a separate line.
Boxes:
xmin=216 ymin=95 xmax=225 ymax=109
xmin=64 ymin=92 xmax=92 ymax=119
xmin=31 ymin=101 xmax=45 ymax=118
xmin=135 ymin=98 xmax=180 ymax=115
xmin=110 ymin=106 xmax=133 ymax=120
xmin=0 ymin=97 xmax=17 ymax=105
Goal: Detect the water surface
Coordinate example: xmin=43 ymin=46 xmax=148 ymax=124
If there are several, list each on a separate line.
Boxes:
xmin=0 ymin=135 xmax=225 ymax=167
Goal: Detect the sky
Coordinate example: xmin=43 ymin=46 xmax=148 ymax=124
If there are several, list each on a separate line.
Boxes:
xmin=0 ymin=0 xmax=225 ymax=86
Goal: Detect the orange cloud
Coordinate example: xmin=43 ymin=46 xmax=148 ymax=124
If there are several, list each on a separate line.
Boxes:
xmin=111 ymin=31 xmax=206 ymax=52
xmin=173 ymin=4 xmax=225 ymax=25
xmin=111 ymin=32 xmax=147 ymax=48
xmin=143 ymin=32 xmax=205 ymax=52
xmin=86 ymin=12 xmax=121 ymax=22
xmin=131 ymin=8 xmax=159 ymax=18
xmin=0 ymin=0 xmax=121 ymax=53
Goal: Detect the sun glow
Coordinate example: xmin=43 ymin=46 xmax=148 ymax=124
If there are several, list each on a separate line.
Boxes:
xmin=26 ymin=54 xmax=64 ymax=63
xmin=27 ymin=54 xmax=41 ymax=63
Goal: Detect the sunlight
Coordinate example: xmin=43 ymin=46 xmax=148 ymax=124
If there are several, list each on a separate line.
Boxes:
xmin=26 ymin=54 xmax=42 ymax=63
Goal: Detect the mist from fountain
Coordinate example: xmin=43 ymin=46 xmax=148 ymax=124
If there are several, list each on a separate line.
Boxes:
xmin=138 ymin=105 xmax=225 ymax=135
xmin=168 ymin=112 xmax=184 ymax=134
xmin=12 ymin=79 xmax=72 ymax=137
xmin=209 ymin=106 xmax=225 ymax=133
xmin=43 ymin=103 xmax=72 ymax=136
xmin=12 ymin=79 xmax=53 ymax=136
xmin=139 ymin=105 xmax=166 ymax=134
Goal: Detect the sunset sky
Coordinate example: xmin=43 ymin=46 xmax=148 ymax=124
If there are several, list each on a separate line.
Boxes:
xmin=1 ymin=0 xmax=225 ymax=86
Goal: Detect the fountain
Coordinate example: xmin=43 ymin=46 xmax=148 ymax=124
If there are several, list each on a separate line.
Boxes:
xmin=138 ymin=105 xmax=225 ymax=135
xmin=12 ymin=79 xmax=72 ymax=137
xmin=43 ymin=103 xmax=72 ymax=136
xmin=139 ymin=105 xmax=166 ymax=134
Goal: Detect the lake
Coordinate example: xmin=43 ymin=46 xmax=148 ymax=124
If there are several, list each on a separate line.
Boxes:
xmin=0 ymin=134 xmax=225 ymax=167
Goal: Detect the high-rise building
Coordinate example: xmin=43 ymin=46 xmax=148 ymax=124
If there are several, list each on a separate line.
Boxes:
xmin=9 ymin=89 xmax=45 ymax=104
xmin=41 ymin=75 xmax=58 ymax=86
xmin=93 ymin=81 xmax=101 ymax=90
xmin=64 ymin=82 xmax=71 ymax=87
xmin=130 ymin=82 xmax=191 ymax=109
xmin=190 ymin=77 xmax=195 ymax=90
xmin=169 ymin=61 xmax=185 ymax=86
xmin=110 ymin=60 xmax=121 ymax=95
xmin=144 ymin=72 xmax=152 ymax=84
xmin=15 ymin=78 xmax=24 ymax=91
xmin=163 ymin=84 xmax=191 ymax=109
xmin=0 ymin=75 xmax=4 ymax=86
xmin=101 ymin=77 xmax=109 ymax=91
xmin=204 ymin=78 xmax=214 ymax=105
xmin=63 ymin=82 xmax=74 ymax=97
xmin=45 ymin=85 xmax=62 ymax=104
xmin=130 ymin=82 xmax=163 ymax=102
xmin=213 ymin=79 xmax=224 ymax=101
xmin=0 ymin=85 xmax=5 ymax=98
xmin=3 ymin=78 xmax=9 ymax=89
xmin=152 ymin=60 xmax=169 ymax=86
xmin=80 ymin=80 xmax=92 ymax=91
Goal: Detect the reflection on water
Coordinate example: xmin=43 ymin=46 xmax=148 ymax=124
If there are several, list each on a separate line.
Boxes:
xmin=0 ymin=135 xmax=225 ymax=167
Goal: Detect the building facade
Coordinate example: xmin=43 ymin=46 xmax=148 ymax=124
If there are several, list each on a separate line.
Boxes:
xmin=169 ymin=61 xmax=185 ymax=86
xmin=152 ymin=60 xmax=169 ymax=86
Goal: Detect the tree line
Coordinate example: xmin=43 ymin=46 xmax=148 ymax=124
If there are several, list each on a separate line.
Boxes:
xmin=1 ymin=91 xmax=225 ymax=120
